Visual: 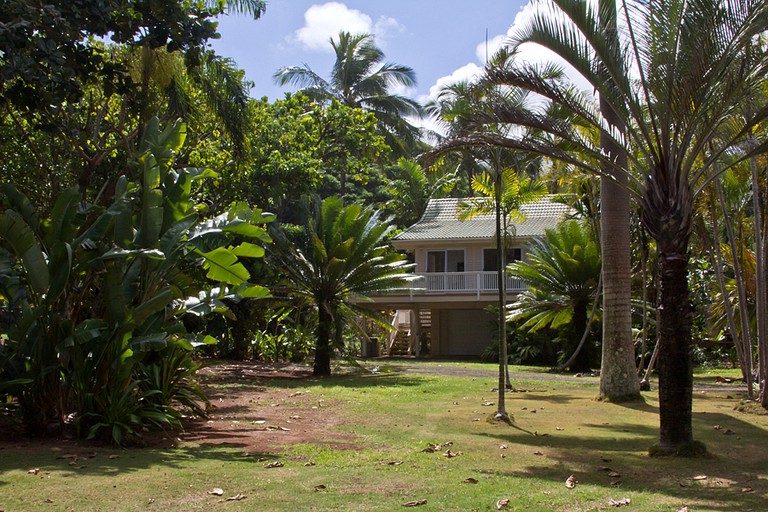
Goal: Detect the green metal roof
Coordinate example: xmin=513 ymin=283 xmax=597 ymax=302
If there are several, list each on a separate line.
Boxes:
xmin=393 ymin=197 xmax=572 ymax=243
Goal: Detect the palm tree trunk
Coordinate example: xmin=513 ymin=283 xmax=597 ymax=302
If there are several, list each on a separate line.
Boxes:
xmin=314 ymin=305 xmax=333 ymax=376
xmin=495 ymin=169 xmax=510 ymax=422
xmin=597 ymin=0 xmax=640 ymax=402
xmin=656 ymin=253 xmax=694 ymax=452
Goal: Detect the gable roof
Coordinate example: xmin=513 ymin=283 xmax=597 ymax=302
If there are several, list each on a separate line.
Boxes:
xmin=393 ymin=197 xmax=572 ymax=244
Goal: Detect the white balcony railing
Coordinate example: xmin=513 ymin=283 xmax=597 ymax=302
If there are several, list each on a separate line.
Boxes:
xmin=402 ymin=271 xmax=525 ymax=300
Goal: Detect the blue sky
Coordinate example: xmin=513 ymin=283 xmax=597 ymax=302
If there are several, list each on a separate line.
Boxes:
xmin=209 ymin=1 xmax=538 ymax=104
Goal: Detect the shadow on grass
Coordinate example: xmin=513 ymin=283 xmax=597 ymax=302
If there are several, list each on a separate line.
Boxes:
xmin=474 ymin=406 xmax=768 ymax=512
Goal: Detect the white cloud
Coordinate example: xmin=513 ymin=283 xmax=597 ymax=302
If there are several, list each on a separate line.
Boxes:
xmin=421 ymin=63 xmax=484 ymax=105
xmin=475 ymin=34 xmax=507 ymax=65
xmin=424 ymin=1 xmax=595 ymax=109
xmin=292 ymin=3 xmax=404 ymax=52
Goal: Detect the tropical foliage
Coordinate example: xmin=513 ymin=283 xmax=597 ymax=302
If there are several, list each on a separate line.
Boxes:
xmin=508 ymin=220 xmax=602 ymax=372
xmin=0 ymin=119 xmax=273 ymax=443
xmin=270 ymin=197 xmax=414 ymax=376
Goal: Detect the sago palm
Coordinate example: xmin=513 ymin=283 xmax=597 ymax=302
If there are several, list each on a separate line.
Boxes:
xmin=508 ymin=220 xmax=602 ymax=372
xmin=271 ymin=197 xmax=414 ymax=376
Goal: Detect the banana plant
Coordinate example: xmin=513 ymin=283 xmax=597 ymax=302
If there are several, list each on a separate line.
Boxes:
xmin=0 ymin=118 xmax=273 ymax=441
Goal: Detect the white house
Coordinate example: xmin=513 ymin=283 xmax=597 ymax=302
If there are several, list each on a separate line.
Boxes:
xmin=363 ymin=197 xmax=571 ymax=357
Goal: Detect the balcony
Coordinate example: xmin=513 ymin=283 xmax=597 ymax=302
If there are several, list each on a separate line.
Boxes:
xmin=397 ymin=271 xmax=526 ymax=300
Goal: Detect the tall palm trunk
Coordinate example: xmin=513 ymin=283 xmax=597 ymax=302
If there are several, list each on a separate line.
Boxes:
xmin=642 ymin=168 xmax=697 ymax=452
xmin=314 ymin=305 xmax=333 ymax=376
xmin=495 ymin=169 xmax=510 ymax=421
xmin=656 ymin=252 xmax=694 ymax=451
xmin=597 ymin=0 xmax=640 ymax=401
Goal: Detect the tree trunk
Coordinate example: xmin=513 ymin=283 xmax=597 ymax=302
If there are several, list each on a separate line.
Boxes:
xmin=597 ymin=0 xmax=641 ymax=402
xmin=656 ymin=254 xmax=694 ymax=452
xmin=495 ymin=169 xmax=510 ymax=421
xmin=314 ymin=305 xmax=332 ymax=376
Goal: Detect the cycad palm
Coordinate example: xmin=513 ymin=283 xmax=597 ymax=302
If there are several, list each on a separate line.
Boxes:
xmin=272 ymin=197 xmax=414 ymax=376
xmin=274 ymin=32 xmax=421 ymax=155
xmin=508 ymin=220 xmax=601 ymax=372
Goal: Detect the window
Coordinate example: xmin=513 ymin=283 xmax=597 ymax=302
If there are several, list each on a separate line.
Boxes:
xmin=427 ymin=250 xmax=465 ymax=272
xmin=483 ymin=248 xmax=522 ymax=271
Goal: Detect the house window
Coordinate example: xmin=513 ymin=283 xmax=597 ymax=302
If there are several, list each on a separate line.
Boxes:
xmin=483 ymin=248 xmax=522 ymax=271
xmin=427 ymin=250 xmax=465 ymax=272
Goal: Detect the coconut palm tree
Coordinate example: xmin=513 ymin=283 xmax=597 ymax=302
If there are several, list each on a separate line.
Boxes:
xmin=508 ymin=220 xmax=602 ymax=372
xmin=270 ymin=197 xmax=414 ymax=376
xmin=441 ymin=0 xmax=768 ymax=453
xmin=274 ymin=31 xmax=421 ymax=156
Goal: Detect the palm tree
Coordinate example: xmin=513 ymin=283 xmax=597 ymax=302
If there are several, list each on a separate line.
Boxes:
xmin=445 ymin=0 xmax=768 ymax=452
xmin=460 ymin=169 xmax=547 ymax=388
xmin=274 ymin=31 xmax=421 ymax=156
xmin=271 ymin=197 xmax=414 ymax=376
xmin=384 ymin=158 xmax=458 ymax=227
xmin=508 ymin=220 xmax=602 ymax=372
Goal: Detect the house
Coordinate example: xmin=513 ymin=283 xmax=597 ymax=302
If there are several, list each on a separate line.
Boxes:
xmin=363 ymin=197 xmax=571 ymax=357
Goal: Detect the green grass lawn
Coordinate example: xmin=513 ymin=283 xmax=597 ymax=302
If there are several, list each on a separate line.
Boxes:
xmin=1 ymin=362 xmax=765 ymax=511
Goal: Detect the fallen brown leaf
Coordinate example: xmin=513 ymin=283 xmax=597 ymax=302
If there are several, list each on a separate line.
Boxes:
xmin=742 ymin=487 xmax=754 ymax=493
xmin=402 ymin=499 xmax=427 ymax=507
xmin=608 ymin=497 xmax=631 ymax=507
xmin=496 ymin=498 xmax=510 ymax=509
xmin=304 ymin=462 xmax=316 ymax=467
xmin=45 ymin=498 xmax=55 ymax=503
xmin=108 ymin=455 xmax=120 ymax=460
xmin=27 ymin=468 xmax=40 ymax=475
xmin=713 ymin=424 xmax=723 ymax=430
xmin=692 ymin=475 xmax=707 ymax=481
xmin=463 ymin=478 xmax=479 ymax=484
xmin=676 ymin=507 xmax=688 ymax=512
xmin=565 ymin=475 xmax=577 ymax=489
xmin=443 ymin=449 xmax=462 ymax=458
xmin=598 ymin=466 xmax=612 ymax=471
xmin=264 ymin=461 xmax=284 ymax=468
xmin=723 ymin=428 xmax=735 ymax=435
xmin=385 ymin=461 xmax=404 ymax=466
xmin=208 ymin=488 xmax=224 ymax=496
xmin=533 ymin=451 xmax=544 ymax=456
xmin=607 ymin=471 xmax=621 ymax=478
xmin=223 ymin=494 xmax=246 ymax=502
xmin=500 ymin=453 xmax=506 ymax=458
xmin=499 ymin=444 xmax=508 ymax=449
xmin=314 ymin=485 xmax=326 ymax=492
xmin=482 ymin=401 xmax=495 ymax=406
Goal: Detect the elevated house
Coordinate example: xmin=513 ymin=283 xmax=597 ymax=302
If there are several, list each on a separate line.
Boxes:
xmin=363 ymin=197 xmax=571 ymax=357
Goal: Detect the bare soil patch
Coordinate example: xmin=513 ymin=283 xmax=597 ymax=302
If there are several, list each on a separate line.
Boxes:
xmin=184 ymin=361 xmax=359 ymax=455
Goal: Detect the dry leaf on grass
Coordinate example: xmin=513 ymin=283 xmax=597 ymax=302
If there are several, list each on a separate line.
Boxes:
xmin=692 ymin=475 xmax=707 ymax=481
xmin=27 ymin=468 xmax=40 ymax=475
xmin=607 ymin=471 xmax=621 ymax=478
xmin=482 ymin=401 xmax=495 ymax=406
xmin=45 ymin=498 xmax=55 ymax=503
xmin=565 ymin=475 xmax=578 ymax=489
xmin=676 ymin=507 xmax=688 ymax=512
xmin=386 ymin=461 xmax=404 ymax=466
xmin=402 ymin=499 xmax=427 ymax=507
xmin=304 ymin=462 xmax=316 ymax=466
xmin=499 ymin=444 xmax=508 ymax=449
xmin=533 ymin=451 xmax=544 ymax=456
xmin=463 ymin=478 xmax=478 ymax=484
xmin=108 ymin=455 xmax=120 ymax=460
xmin=208 ymin=488 xmax=224 ymax=496
xmin=314 ymin=485 xmax=326 ymax=492
xmin=608 ymin=497 xmax=631 ymax=507
xmin=496 ymin=498 xmax=510 ymax=509
xmin=222 ymin=494 xmax=246 ymax=502
xmin=742 ymin=487 xmax=754 ymax=493
xmin=264 ymin=461 xmax=284 ymax=468
xmin=443 ymin=450 xmax=462 ymax=458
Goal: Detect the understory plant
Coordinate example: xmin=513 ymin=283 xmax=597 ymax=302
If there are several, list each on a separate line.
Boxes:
xmin=0 ymin=118 xmax=273 ymax=443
